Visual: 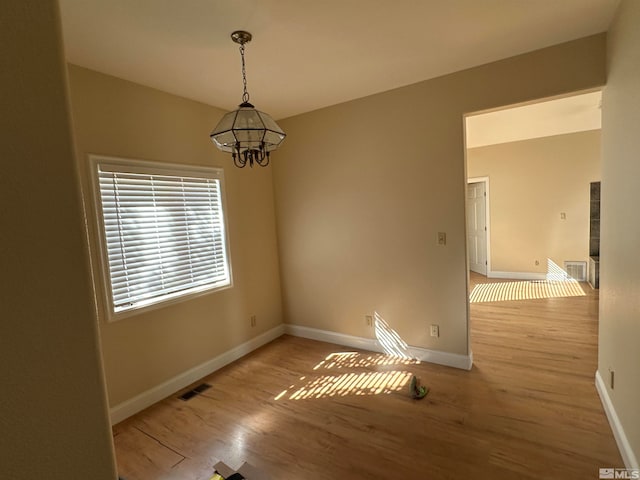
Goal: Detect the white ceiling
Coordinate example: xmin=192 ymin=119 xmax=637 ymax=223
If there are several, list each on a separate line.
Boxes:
xmin=58 ymin=0 xmax=619 ymax=120
xmin=466 ymin=91 xmax=602 ymax=148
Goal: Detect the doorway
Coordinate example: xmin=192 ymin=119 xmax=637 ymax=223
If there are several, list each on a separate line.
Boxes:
xmin=466 ymin=177 xmax=489 ymax=276
xmin=464 ymin=90 xmax=602 ymax=281
xmin=463 ymin=90 xmax=603 ymax=364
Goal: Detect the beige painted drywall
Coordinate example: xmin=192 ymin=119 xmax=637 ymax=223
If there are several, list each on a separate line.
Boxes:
xmin=67 ymin=65 xmax=283 ymax=406
xmin=0 ymin=1 xmax=117 ymax=478
xmin=599 ymin=0 xmax=640 ymax=466
xmin=467 ymin=130 xmax=601 ymax=275
xmin=273 ymin=35 xmax=606 ymax=357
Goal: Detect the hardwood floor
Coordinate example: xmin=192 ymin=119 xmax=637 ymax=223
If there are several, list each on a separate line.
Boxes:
xmin=113 ymin=273 xmax=622 ymax=479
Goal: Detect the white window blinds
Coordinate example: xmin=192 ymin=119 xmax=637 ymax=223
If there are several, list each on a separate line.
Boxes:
xmin=96 ymin=160 xmax=230 ymax=316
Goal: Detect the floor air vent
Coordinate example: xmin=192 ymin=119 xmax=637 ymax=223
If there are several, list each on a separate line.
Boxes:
xmin=564 ymin=261 xmax=587 ymax=281
xmin=179 ymin=383 xmax=211 ymax=401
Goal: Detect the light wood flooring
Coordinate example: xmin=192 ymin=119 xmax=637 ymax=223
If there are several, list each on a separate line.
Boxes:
xmin=113 ymin=273 xmax=622 ymax=479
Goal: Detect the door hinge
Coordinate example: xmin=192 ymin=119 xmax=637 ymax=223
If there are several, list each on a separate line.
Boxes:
xmin=484 ymin=226 xmax=487 ymax=231
xmin=484 ymin=192 xmax=486 ymax=197
xmin=485 ymin=260 xmax=488 ymax=265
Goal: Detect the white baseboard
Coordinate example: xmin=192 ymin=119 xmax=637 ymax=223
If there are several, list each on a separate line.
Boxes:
xmin=595 ymin=370 xmax=639 ymax=469
xmin=109 ymin=324 xmax=286 ymax=425
xmin=488 ymin=270 xmax=547 ymax=280
xmin=285 ymin=324 xmax=473 ymax=371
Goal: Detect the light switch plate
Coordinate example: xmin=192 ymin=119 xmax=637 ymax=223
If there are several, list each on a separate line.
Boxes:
xmin=430 ymin=324 xmax=439 ymax=337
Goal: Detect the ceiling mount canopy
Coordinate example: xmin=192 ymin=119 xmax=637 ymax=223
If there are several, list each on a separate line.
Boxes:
xmin=210 ymin=30 xmax=286 ymax=168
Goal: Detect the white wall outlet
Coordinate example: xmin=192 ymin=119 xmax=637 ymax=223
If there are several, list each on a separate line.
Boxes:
xmin=250 ymin=315 xmax=257 ymax=327
xmin=437 ymin=232 xmax=446 ymax=246
xmin=365 ymin=315 xmax=373 ymax=327
xmin=430 ymin=324 xmax=439 ymax=337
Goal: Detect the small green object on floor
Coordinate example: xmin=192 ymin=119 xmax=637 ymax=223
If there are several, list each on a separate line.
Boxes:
xmin=409 ymin=375 xmax=429 ymax=399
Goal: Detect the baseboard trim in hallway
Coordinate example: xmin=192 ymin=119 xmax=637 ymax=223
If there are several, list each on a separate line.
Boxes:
xmin=596 ymin=370 xmax=639 ymax=469
xmin=488 ymin=270 xmax=547 ymax=280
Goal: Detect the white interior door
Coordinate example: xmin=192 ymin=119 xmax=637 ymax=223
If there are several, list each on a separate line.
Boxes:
xmin=467 ymin=181 xmax=487 ymax=275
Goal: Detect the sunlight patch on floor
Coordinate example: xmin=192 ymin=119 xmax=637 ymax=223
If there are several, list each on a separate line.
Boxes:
xmin=470 ymin=279 xmax=586 ymax=303
xmin=313 ymin=351 xmax=417 ymax=370
xmin=274 ymin=351 xmax=418 ymax=401
xmin=285 ymin=370 xmax=412 ymax=400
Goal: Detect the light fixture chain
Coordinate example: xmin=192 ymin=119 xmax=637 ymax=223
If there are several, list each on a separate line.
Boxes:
xmin=240 ymin=43 xmax=250 ymax=103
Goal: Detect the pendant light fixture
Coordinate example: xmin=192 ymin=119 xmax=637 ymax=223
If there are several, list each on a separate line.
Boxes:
xmin=210 ymin=31 xmax=286 ymax=168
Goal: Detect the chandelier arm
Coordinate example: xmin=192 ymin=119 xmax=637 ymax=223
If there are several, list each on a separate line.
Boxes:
xmin=256 ymin=151 xmax=270 ymax=167
xmin=232 ymin=151 xmax=247 ymax=168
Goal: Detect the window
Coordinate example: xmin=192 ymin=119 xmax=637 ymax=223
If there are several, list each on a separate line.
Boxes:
xmin=92 ymin=156 xmax=231 ymax=319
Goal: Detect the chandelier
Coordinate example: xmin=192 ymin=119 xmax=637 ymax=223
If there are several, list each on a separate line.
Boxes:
xmin=210 ymin=31 xmax=286 ymax=168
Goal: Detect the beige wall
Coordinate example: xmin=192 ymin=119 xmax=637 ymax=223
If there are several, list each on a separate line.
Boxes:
xmin=0 ymin=1 xmax=116 ymax=478
xmin=599 ymin=0 xmax=640 ymax=467
xmin=273 ymin=35 xmax=606 ymax=357
xmin=67 ymin=65 xmax=283 ymax=406
xmin=467 ymin=130 xmax=601 ymax=275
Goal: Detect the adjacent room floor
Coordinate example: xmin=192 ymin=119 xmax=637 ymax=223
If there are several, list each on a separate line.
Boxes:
xmin=113 ymin=273 xmax=622 ymax=479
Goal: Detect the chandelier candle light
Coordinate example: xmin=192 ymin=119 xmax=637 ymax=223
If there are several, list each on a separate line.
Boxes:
xmin=210 ymin=30 xmax=286 ymax=168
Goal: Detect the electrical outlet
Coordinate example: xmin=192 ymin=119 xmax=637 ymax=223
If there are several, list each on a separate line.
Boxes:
xmin=560 ymin=212 xmax=566 ymax=220
xmin=535 ymin=260 xmax=540 ymax=266
xmin=365 ymin=315 xmax=373 ymax=327
xmin=250 ymin=315 xmax=256 ymax=327
xmin=437 ymin=232 xmax=446 ymax=246
xmin=430 ymin=324 xmax=439 ymax=337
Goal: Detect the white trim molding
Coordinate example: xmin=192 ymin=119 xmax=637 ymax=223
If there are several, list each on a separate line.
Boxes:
xmin=488 ymin=271 xmax=547 ymax=280
xmin=109 ymin=324 xmax=285 ymax=425
xmin=595 ymin=370 xmax=639 ymax=469
xmin=285 ymin=324 xmax=473 ymax=371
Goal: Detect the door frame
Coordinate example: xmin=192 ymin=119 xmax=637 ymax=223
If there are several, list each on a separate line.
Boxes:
xmin=467 ymin=176 xmax=492 ymax=276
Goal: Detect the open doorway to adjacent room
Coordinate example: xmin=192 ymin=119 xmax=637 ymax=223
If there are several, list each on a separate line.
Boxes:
xmin=462 ymin=90 xmax=604 ymax=377
xmin=464 ymin=90 xmax=602 ymax=288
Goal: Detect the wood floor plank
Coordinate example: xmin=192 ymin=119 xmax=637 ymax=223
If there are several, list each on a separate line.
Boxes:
xmin=114 ymin=273 xmax=622 ymax=479
xmin=113 ymin=424 xmax=185 ymax=479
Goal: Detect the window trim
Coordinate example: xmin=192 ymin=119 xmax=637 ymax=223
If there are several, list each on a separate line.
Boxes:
xmin=89 ymin=154 xmax=233 ymax=322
